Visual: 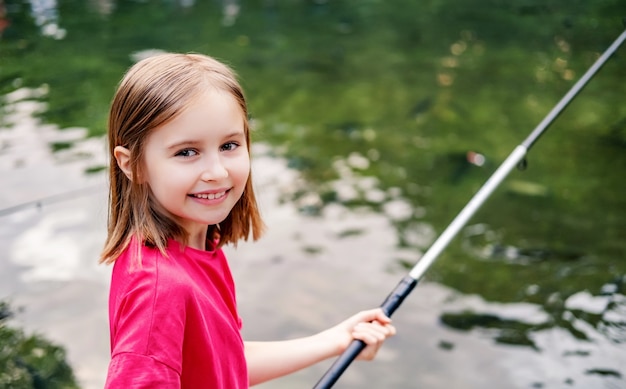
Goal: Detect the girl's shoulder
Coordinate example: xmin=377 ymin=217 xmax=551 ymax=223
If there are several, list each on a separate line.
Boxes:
xmin=111 ymin=240 xmax=196 ymax=296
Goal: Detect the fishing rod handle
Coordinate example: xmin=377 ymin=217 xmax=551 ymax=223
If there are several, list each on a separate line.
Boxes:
xmin=312 ymin=339 xmax=366 ymax=389
xmin=313 ymin=276 xmax=418 ymax=389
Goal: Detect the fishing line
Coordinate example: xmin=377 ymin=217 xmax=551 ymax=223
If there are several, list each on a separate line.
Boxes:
xmin=0 ymin=184 xmax=104 ymax=218
xmin=313 ymin=26 xmax=626 ymax=389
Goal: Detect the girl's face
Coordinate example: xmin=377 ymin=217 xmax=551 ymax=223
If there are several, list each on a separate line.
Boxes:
xmin=142 ymin=89 xmax=250 ymax=245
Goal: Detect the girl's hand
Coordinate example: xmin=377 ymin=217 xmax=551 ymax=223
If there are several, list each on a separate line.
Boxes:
xmin=244 ymin=308 xmax=395 ymax=384
xmin=324 ymin=308 xmax=396 ymax=361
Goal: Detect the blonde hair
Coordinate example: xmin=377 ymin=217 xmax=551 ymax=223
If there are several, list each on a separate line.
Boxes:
xmin=100 ymin=53 xmax=264 ymax=264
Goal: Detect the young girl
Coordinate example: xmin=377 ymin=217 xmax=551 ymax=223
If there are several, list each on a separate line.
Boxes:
xmin=100 ymin=53 xmax=395 ymax=388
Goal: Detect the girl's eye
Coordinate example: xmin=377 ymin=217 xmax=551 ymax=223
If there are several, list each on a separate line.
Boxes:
xmin=175 ymin=149 xmax=199 ymax=158
xmin=220 ymin=142 xmax=240 ymax=152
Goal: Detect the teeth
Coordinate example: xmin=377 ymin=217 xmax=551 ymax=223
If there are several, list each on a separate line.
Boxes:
xmin=193 ymin=191 xmax=226 ymax=200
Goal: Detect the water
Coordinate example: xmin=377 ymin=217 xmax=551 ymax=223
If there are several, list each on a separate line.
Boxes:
xmin=1 ymin=1 xmax=625 ymax=388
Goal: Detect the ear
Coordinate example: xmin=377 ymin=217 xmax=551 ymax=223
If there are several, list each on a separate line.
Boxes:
xmin=114 ymin=146 xmax=133 ymax=181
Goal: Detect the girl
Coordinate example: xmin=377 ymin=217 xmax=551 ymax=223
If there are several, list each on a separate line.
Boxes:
xmin=100 ymin=53 xmax=395 ymax=388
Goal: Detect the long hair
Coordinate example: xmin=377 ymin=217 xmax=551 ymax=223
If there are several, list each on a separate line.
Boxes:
xmin=100 ymin=53 xmax=264 ymax=264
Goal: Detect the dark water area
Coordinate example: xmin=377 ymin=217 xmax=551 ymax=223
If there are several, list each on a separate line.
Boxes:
xmin=1 ymin=0 xmax=625 ymax=388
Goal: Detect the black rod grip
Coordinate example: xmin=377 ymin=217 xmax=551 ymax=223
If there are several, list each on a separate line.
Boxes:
xmin=313 ymin=276 xmax=418 ymax=389
xmin=312 ymin=339 xmax=367 ymax=389
xmin=380 ymin=275 xmax=419 ymax=316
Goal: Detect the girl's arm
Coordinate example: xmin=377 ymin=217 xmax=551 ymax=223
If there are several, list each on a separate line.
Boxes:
xmin=245 ymin=308 xmax=395 ymax=386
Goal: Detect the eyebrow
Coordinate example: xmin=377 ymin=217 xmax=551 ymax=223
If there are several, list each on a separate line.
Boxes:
xmin=165 ymin=131 xmax=246 ymax=151
xmin=166 ymin=140 xmax=201 ymax=151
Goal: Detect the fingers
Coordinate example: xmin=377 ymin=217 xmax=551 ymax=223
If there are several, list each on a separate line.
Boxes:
xmin=347 ymin=308 xmax=392 ymax=327
xmin=352 ymin=321 xmax=395 ymax=343
xmin=330 ymin=308 xmax=395 ymax=361
xmin=350 ymin=313 xmax=396 ymax=361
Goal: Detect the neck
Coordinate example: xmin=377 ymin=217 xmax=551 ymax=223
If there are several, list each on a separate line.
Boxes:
xmin=186 ymin=225 xmax=209 ymax=251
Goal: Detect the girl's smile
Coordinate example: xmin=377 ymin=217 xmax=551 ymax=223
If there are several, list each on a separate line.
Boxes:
xmin=189 ymin=190 xmax=228 ymax=201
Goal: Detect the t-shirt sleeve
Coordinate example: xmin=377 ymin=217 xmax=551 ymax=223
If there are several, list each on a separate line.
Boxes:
xmin=107 ymin=259 xmax=188 ymax=384
xmin=105 ymin=352 xmax=180 ymax=388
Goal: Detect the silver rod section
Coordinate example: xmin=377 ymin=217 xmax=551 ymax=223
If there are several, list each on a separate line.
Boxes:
xmin=408 ymin=145 xmax=527 ymax=280
xmin=523 ymin=28 xmax=626 ymax=149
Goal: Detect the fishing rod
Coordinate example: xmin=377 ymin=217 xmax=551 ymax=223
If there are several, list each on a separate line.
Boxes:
xmin=313 ymin=26 xmax=626 ymax=389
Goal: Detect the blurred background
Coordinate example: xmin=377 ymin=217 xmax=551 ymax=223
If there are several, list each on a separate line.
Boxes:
xmin=1 ymin=0 xmax=625 ymax=388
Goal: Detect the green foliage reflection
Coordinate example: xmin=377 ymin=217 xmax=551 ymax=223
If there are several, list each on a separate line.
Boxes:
xmin=0 ymin=302 xmax=79 ymax=389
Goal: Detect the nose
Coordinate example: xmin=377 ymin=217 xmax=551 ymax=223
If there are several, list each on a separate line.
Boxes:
xmin=200 ymin=154 xmax=228 ymax=181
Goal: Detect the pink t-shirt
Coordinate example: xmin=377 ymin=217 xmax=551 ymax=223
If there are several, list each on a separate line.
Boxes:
xmin=105 ymin=238 xmax=248 ymax=388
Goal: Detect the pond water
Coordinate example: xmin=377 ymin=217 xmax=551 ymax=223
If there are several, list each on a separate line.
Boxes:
xmin=1 ymin=1 xmax=625 ymax=388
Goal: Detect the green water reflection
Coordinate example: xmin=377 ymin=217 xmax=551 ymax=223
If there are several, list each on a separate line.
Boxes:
xmin=1 ymin=0 xmax=625 ymax=380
